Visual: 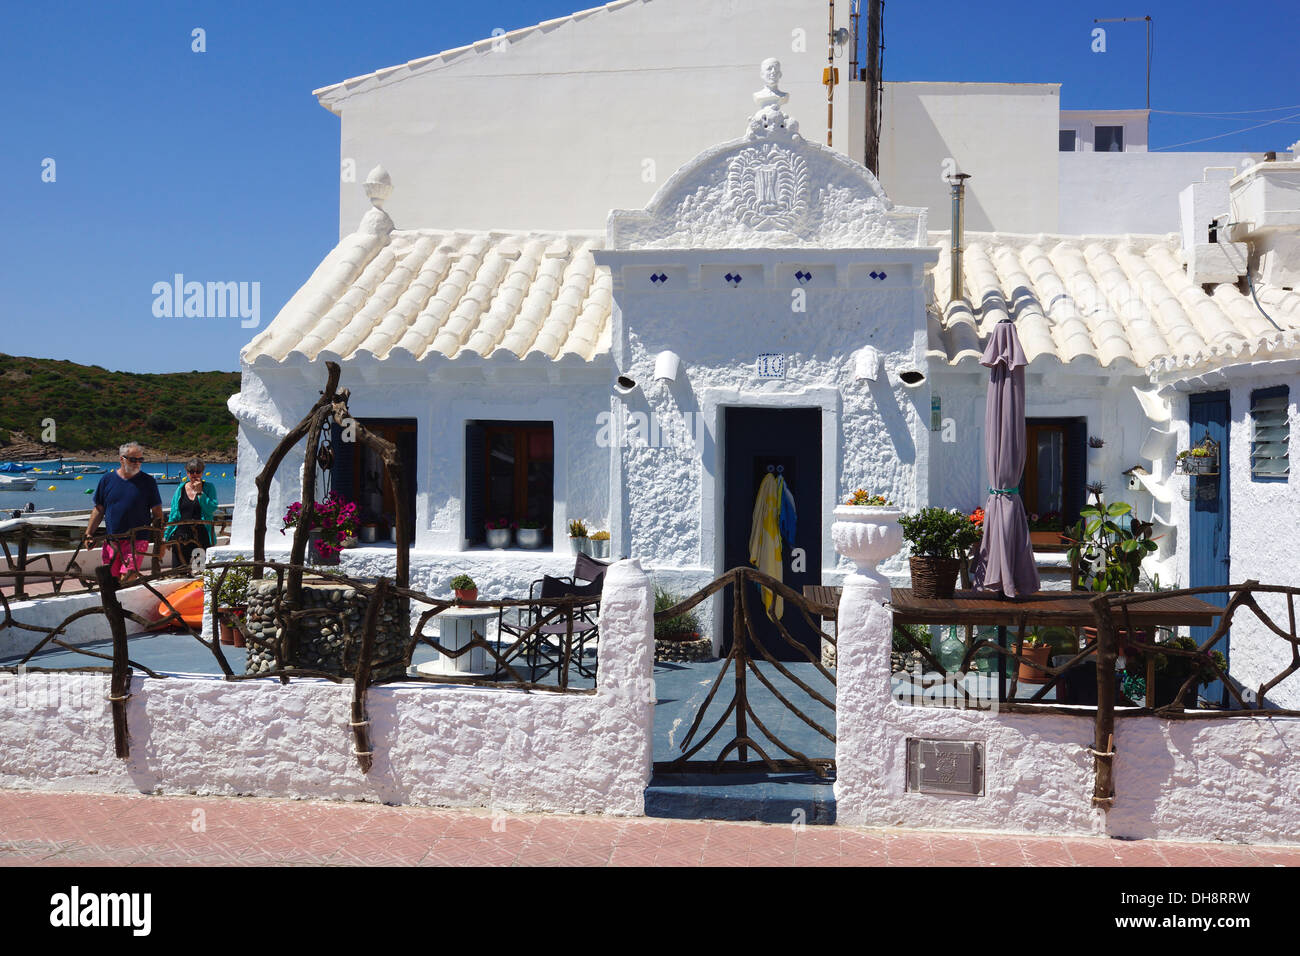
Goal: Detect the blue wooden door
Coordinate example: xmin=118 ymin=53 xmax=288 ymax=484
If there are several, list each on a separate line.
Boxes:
xmin=1188 ymin=392 xmax=1230 ymax=706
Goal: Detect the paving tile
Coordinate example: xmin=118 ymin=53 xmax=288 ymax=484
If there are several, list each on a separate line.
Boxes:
xmin=4 ymin=790 xmax=1299 ymax=868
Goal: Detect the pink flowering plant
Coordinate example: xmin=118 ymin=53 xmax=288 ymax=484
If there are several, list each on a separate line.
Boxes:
xmin=281 ymin=492 xmax=359 ymax=559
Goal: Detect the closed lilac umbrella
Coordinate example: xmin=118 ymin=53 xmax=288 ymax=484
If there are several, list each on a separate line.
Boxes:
xmin=971 ymin=319 xmax=1040 ymax=598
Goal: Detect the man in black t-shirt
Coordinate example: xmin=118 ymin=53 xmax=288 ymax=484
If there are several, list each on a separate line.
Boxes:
xmin=85 ymin=442 xmax=163 ymax=579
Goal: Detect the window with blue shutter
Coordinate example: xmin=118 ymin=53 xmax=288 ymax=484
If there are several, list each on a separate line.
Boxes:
xmin=465 ymin=420 xmax=554 ymax=547
xmin=1250 ymin=385 xmax=1289 ymax=482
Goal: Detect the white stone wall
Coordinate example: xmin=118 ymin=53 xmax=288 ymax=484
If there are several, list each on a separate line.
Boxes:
xmin=834 ymin=550 xmax=1300 ymax=844
xmin=878 ymin=82 xmax=1061 ymax=234
xmin=227 ymin=361 xmax=614 ymax=598
xmin=1060 ymin=151 xmax=1266 ymax=235
xmin=0 ymin=560 xmax=655 ymax=816
xmin=326 ymin=0 xmax=857 ymax=237
xmin=1163 ymin=366 xmax=1300 ymax=710
xmin=598 ymin=248 xmax=936 ymax=637
xmin=1 ymin=580 xmax=197 ymax=659
xmin=928 ymin=367 xmax=1156 ymax=516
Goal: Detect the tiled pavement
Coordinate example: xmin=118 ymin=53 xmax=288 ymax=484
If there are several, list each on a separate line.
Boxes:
xmin=1 ymin=790 xmax=1297 ymax=866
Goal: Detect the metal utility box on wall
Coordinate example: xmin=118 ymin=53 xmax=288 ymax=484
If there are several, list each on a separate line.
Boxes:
xmin=906 ymin=738 xmax=985 ymax=795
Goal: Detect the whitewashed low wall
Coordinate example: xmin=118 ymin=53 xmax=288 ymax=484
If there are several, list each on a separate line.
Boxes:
xmin=834 ymin=573 xmax=1300 ymax=844
xmin=1 ymin=580 xmax=194 ymax=659
xmin=0 ymin=560 xmax=655 ymax=816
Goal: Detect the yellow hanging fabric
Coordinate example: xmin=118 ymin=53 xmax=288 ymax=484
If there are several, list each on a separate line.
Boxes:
xmin=748 ymin=472 xmax=784 ymax=621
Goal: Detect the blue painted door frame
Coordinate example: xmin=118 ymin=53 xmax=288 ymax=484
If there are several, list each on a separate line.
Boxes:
xmin=1187 ymin=391 xmax=1230 ymax=706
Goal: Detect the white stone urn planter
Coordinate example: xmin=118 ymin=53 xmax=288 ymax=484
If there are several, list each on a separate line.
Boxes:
xmin=831 ymin=505 xmax=903 ymax=591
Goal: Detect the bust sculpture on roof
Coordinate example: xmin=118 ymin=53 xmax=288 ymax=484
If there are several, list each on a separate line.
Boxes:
xmin=749 ymin=58 xmax=799 ymax=139
xmin=753 ymin=58 xmax=788 ymax=110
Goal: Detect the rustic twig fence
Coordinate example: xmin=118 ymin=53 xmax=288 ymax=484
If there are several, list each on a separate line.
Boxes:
xmin=653 ymin=566 xmax=838 ymax=778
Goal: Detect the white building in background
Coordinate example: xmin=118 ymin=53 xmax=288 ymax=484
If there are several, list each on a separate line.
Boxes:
xmin=225 ymin=0 xmax=1300 ymax=701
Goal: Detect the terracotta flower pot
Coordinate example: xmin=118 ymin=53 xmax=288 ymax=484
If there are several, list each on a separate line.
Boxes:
xmin=454 ymin=588 xmax=478 ymax=605
xmin=1016 ymin=642 xmax=1052 ymax=683
xmin=1081 ymin=626 xmax=1147 ymax=657
xmin=231 ymin=606 xmax=247 ymax=648
xmin=218 ymin=615 xmax=235 ymax=645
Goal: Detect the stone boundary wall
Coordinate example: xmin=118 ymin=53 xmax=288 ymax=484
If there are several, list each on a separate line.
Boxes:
xmin=833 ymin=571 xmax=1300 ymax=845
xmin=0 ymin=561 xmax=656 ymax=817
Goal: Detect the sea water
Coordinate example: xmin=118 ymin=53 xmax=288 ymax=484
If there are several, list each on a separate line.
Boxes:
xmin=0 ymin=460 xmax=238 ymax=516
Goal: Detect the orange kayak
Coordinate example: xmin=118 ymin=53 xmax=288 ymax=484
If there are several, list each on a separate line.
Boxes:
xmin=153 ymin=579 xmax=204 ymax=630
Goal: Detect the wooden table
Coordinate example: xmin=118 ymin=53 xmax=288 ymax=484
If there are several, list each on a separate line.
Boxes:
xmin=888 ymin=589 xmax=1221 ymax=628
xmin=889 ymin=588 xmax=1222 ymax=705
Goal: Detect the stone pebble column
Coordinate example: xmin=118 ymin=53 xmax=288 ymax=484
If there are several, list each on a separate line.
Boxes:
xmin=830 ymin=506 xmax=903 ymax=826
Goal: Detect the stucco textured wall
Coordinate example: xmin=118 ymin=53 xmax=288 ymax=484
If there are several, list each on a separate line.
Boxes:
xmin=0 ymin=560 xmax=655 ymax=816
xmin=833 ymin=520 xmax=1300 ymax=844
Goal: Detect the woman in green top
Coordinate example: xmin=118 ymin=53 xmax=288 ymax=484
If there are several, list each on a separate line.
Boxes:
xmin=165 ymin=457 xmax=219 ymax=567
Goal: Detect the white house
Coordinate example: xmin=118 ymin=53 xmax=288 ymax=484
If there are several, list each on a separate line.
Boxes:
xmin=226 ymin=1 xmax=1300 ymax=690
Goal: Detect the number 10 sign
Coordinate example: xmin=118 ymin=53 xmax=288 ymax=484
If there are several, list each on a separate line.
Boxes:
xmin=755 ymin=353 xmax=785 ymax=379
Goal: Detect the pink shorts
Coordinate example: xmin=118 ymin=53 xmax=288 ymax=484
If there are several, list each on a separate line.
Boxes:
xmin=102 ymin=539 xmax=151 ymax=577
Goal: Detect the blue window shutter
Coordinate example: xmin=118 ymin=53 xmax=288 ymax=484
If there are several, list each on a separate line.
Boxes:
xmin=331 ymin=421 xmax=356 ymax=505
xmin=1062 ymin=419 xmax=1088 ymax=526
xmin=465 ymin=423 xmax=485 ymax=544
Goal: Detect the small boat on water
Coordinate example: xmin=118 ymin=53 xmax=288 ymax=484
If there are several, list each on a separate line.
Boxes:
xmin=0 ymin=462 xmax=32 ymax=473
xmin=71 ymin=465 xmax=106 ymax=475
xmin=0 ymin=475 xmax=37 ymax=491
xmin=150 ymin=473 xmax=183 ymax=485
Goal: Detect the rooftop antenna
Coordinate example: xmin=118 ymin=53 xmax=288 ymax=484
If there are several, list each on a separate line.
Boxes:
xmin=1093 ymin=15 xmax=1152 ymax=110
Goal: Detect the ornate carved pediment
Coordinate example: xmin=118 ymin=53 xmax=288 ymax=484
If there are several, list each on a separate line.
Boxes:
xmin=608 ymin=60 xmax=927 ymax=250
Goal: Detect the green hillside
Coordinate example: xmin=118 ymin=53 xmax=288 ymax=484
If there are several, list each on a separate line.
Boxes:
xmin=0 ymin=353 xmax=240 ymax=458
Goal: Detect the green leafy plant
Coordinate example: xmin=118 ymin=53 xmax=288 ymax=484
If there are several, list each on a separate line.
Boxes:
xmin=203 ymin=555 xmax=252 ymax=611
xmin=567 ymin=519 xmax=588 ymax=538
xmin=1064 ymin=500 xmax=1159 ymax=593
xmin=590 ymin=530 xmax=610 ymax=541
xmin=517 ymin=518 xmax=545 ymax=530
xmin=898 ymin=507 xmax=982 ymax=559
xmin=450 ymin=574 xmax=476 ymax=591
xmin=654 ymin=586 xmax=699 ymax=639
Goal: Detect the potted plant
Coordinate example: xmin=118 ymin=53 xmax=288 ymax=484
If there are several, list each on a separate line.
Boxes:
xmin=485 ymin=517 xmax=514 ymax=550
xmin=589 ymin=529 xmax=611 ymax=559
xmin=1016 ymin=631 xmax=1052 ymax=684
xmin=1064 ymin=498 xmax=1160 ymax=656
xmin=1176 ymin=436 xmax=1219 ymax=476
xmin=568 ymin=518 xmax=589 ymax=555
xmin=450 ymin=573 xmax=478 ymax=605
xmin=516 ymin=519 xmax=545 ymax=549
xmin=898 ymin=507 xmax=982 ymax=599
xmin=204 ymin=557 xmax=252 ymax=647
xmin=1125 ymin=636 xmax=1227 ymax=708
xmin=281 ymin=492 xmax=358 ymax=566
xmin=845 ymin=489 xmax=891 ymax=507
xmin=1087 ymin=434 xmax=1105 ymax=467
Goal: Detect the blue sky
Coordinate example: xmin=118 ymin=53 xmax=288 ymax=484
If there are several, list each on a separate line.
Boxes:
xmin=2 ymin=0 xmax=1296 ymax=373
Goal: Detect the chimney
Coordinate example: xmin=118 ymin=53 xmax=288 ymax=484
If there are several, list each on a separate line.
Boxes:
xmin=949 ymin=173 xmax=971 ymax=302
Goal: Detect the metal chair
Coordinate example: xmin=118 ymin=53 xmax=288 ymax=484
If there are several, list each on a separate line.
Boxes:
xmin=497 ymin=570 xmax=603 ymax=685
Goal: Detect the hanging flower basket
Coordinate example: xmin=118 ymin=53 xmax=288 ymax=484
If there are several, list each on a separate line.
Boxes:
xmin=1175 ymin=434 xmax=1219 ymax=476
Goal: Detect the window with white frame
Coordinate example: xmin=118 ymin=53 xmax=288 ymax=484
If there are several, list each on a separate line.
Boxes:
xmin=1250 ymin=385 xmax=1289 ymax=481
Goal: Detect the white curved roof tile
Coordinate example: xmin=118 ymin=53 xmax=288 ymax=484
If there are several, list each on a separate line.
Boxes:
xmin=242 ymin=230 xmax=611 ymax=365
xmin=928 ymin=232 xmax=1296 ymax=374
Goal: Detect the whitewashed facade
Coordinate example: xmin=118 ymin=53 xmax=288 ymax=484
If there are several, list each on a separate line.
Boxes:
xmin=228 ymin=2 xmax=1300 ymax=685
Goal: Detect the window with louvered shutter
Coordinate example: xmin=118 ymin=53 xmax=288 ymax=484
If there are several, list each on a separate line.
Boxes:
xmin=1250 ymin=386 xmax=1289 ymax=482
